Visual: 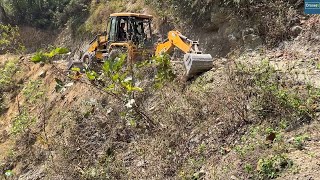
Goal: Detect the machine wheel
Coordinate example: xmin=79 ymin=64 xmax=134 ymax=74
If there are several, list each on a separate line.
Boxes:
xmin=81 ymin=52 xmax=92 ymax=68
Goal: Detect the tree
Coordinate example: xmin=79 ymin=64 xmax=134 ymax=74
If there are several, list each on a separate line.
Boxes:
xmin=0 ymin=4 xmax=9 ymax=24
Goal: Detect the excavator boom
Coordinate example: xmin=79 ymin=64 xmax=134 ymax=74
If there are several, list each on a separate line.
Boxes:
xmin=156 ymin=31 xmax=213 ymax=77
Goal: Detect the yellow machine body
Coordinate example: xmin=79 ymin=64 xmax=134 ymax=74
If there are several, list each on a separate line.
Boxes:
xmin=79 ymin=13 xmax=213 ymax=77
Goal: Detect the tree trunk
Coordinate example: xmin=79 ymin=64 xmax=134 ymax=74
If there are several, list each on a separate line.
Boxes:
xmin=0 ymin=5 xmax=9 ymax=24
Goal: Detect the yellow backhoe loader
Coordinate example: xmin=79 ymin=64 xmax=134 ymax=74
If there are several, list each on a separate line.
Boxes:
xmin=70 ymin=13 xmax=213 ymax=77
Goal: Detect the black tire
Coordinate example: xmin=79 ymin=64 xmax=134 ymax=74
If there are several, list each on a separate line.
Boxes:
xmin=81 ymin=52 xmax=92 ymax=67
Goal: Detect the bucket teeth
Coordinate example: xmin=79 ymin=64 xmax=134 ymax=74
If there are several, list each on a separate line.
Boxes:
xmin=183 ymin=53 xmax=213 ymax=77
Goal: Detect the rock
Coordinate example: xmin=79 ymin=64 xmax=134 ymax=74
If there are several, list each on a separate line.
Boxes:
xmin=242 ymin=28 xmax=255 ymax=37
xmin=241 ymin=28 xmax=262 ymax=49
xmin=0 ymin=130 xmax=9 ymax=143
xmin=38 ymin=71 xmax=47 ymax=78
xmin=228 ymin=34 xmax=238 ymax=46
xmin=210 ymin=8 xmax=229 ymax=30
xmin=230 ymin=175 xmax=239 ymax=180
xmin=39 ymin=62 xmax=45 ymax=67
xmin=291 ymin=25 xmax=303 ymax=36
xmin=136 ymin=160 xmax=146 ymax=167
xmin=243 ymin=34 xmax=262 ymax=49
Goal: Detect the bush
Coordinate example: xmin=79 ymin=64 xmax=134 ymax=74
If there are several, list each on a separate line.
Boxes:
xmin=0 ymin=59 xmax=18 ymax=91
xmin=11 ymin=109 xmax=36 ymax=135
xmin=0 ymin=59 xmax=18 ymax=114
xmin=257 ymin=154 xmax=293 ymax=179
xmin=234 ymin=59 xmax=317 ymax=123
xmin=31 ymin=47 xmax=70 ymax=63
xmin=0 ymin=24 xmax=23 ymax=53
xmin=2 ymin=0 xmax=90 ymax=29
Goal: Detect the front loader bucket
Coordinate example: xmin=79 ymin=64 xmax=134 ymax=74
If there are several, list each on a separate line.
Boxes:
xmin=183 ymin=53 xmax=213 ymax=77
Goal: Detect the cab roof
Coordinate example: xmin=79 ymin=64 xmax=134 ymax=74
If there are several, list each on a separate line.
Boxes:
xmin=110 ymin=13 xmax=153 ymax=19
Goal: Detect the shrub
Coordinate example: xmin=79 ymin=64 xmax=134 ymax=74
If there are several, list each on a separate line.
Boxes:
xmin=0 ymin=24 xmax=23 ymax=53
xmin=22 ymin=80 xmax=44 ymax=104
xmin=11 ymin=109 xmax=36 ymax=135
xmin=0 ymin=59 xmax=18 ymax=93
xmin=293 ymin=134 xmax=309 ymax=150
xmin=257 ymin=154 xmax=293 ymax=179
xmin=31 ymin=47 xmax=70 ymax=63
xmin=234 ymin=59 xmax=317 ymax=124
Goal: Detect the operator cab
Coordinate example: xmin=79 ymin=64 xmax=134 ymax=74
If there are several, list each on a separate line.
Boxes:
xmin=108 ymin=13 xmax=153 ymax=48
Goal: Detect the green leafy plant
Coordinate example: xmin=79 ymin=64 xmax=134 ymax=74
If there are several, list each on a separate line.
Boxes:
xmin=11 ymin=109 xmax=36 ymax=135
xmin=257 ymin=154 xmax=293 ymax=179
xmin=44 ymin=47 xmax=69 ymax=58
xmin=31 ymin=47 xmax=69 ymax=63
xmin=31 ymin=51 xmax=47 ymax=63
xmin=101 ymin=54 xmax=143 ymax=94
xmin=5 ymin=169 xmax=13 ymax=177
xmin=22 ymin=80 xmax=44 ymax=104
xmin=244 ymin=163 xmax=253 ymax=173
xmin=86 ymin=70 xmax=98 ymax=81
xmin=0 ymin=59 xmax=18 ymax=90
xmin=236 ymin=59 xmax=317 ymax=123
xmin=293 ymin=134 xmax=309 ymax=150
xmin=0 ymin=24 xmax=24 ymax=53
xmin=152 ymin=54 xmax=175 ymax=88
xmin=0 ymin=60 xmax=18 ymax=114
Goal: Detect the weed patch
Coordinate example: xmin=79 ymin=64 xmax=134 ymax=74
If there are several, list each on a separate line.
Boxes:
xmin=22 ymin=80 xmax=44 ymax=104
xmin=257 ymin=154 xmax=293 ymax=179
xmin=11 ymin=109 xmax=36 ymax=135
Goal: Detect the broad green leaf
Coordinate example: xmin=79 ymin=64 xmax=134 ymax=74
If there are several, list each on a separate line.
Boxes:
xmin=112 ymin=73 xmax=120 ymax=81
xmin=71 ymin=67 xmax=80 ymax=72
xmin=104 ymin=84 xmax=115 ymax=90
xmin=131 ymin=87 xmax=143 ymax=92
xmin=86 ymin=71 xmax=97 ymax=81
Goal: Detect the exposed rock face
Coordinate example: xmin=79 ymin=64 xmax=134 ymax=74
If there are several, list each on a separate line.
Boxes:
xmin=242 ymin=28 xmax=262 ymax=49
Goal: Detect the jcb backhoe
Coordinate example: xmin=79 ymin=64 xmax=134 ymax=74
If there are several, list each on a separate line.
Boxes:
xmin=71 ymin=13 xmax=213 ymax=77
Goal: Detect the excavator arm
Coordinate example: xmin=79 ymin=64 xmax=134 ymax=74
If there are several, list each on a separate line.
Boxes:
xmin=155 ymin=30 xmax=213 ymax=77
xmin=156 ymin=31 xmax=195 ymax=55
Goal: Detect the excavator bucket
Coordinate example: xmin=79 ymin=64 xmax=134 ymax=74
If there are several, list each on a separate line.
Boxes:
xmin=183 ymin=53 xmax=213 ymax=77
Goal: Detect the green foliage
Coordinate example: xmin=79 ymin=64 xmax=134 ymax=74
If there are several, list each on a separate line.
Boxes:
xmin=0 ymin=24 xmax=23 ymax=53
xmin=244 ymin=163 xmax=253 ymax=173
xmin=257 ymin=154 xmax=293 ymax=179
xmin=3 ymin=0 xmax=87 ymax=28
xmin=31 ymin=47 xmax=69 ymax=63
xmin=45 ymin=47 xmax=69 ymax=58
xmin=5 ymin=170 xmax=13 ymax=177
xmin=31 ymin=51 xmax=47 ymax=63
xmin=71 ymin=67 xmax=81 ymax=72
xmin=22 ymin=80 xmax=44 ymax=104
xmin=0 ymin=59 xmax=18 ymax=90
xmin=293 ymin=134 xmax=309 ymax=150
xmin=236 ymin=59 xmax=318 ymax=120
xmin=86 ymin=70 xmax=98 ymax=81
xmin=0 ymin=59 xmax=18 ymax=114
xmin=102 ymin=54 xmax=142 ymax=94
xmin=11 ymin=109 xmax=36 ymax=135
xmin=152 ymin=54 xmax=175 ymax=88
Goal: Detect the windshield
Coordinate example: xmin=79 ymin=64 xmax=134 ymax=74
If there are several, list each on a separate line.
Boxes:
xmin=128 ymin=17 xmax=152 ymax=47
